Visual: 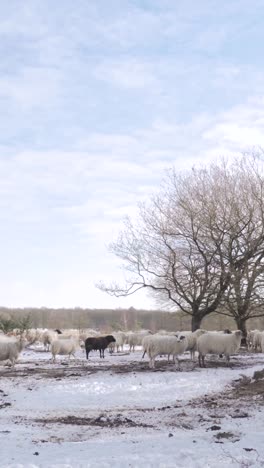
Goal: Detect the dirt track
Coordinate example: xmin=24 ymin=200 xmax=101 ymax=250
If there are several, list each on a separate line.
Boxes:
xmin=0 ymin=348 xmax=264 ymax=379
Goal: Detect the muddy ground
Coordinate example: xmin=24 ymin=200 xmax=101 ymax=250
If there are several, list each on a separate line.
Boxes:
xmin=1 ymin=350 xmax=264 ymax=435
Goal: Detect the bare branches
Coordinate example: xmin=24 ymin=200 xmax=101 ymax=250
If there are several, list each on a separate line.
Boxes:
xmin=97 ymin=153 xmax=264 ymax=331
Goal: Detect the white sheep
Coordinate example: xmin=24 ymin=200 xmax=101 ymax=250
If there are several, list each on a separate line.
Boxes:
xmin=25 ymin=329 xmax=38 ymax=345
xmin=179 ymin=329 xmax=207 ymax=360
xmin=51 ymin=338 xmax=79 ymax=363
xmin=197 ymin=330 xmax=243 ymax=367
xmin=246 ymin=330 xmax=260 ymax=350
xmin=142 ymin=333 xmax=179 ymax=362
xmin=142 ymin=334 xmax=156 ymax=359
xmin=261 ymin=333 xmax=264 ymax=353
xmin=79 ymin=329 xmax=100 ymax=344
xmin=58 ymin=329 xmax=80 ymax=341
xmin=108 ymin=331 xmax=126 ymax=353
xmin=41 ymin=329 xmax=59 ymax=351
xmin=144 ymin=334 xmax=187 ymax=369
xmin=127 ymin=330 xmax=152 ymax=352
xmin=252 ymin=331 xmax=264 ymax=351
xmin=0 ymin=335 xmax=27 ymax=367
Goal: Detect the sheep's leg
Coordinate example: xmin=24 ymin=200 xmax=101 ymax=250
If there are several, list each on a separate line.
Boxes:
xmin=148 ymin=355 xmax=154 ymax=369
xmin=226 ymin=354 xmax=230 ymax=366
xmin=149 ymin=357 xmax=155 ymax=369
xmin=198 ymin=354 xmax=202 ymax=367
xmin=174 ymin=355 xmax=181 ymax=371
xmin=142 ymin=350 xmax=146 ymax=359
xmin=199 ymin=354 xmax=205 ymax=368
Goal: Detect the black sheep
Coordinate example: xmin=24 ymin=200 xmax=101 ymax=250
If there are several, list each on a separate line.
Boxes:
xmin=85 ymin=335 xmax=116 ymax=359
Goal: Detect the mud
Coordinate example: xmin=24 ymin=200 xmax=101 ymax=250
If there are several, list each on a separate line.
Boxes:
xmin=0 ymin=349 xmax=263 ymax=379
xmin=34 ymin=414 xmax=153 ymax=429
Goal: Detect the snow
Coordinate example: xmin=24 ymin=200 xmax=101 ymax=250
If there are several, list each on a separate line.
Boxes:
xmin=0 ymin=347 xmax=264 ymax=467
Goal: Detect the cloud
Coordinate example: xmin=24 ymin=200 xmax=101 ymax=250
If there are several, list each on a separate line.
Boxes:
xmin=1 ymin=0 xmax=264 ymax=308
xmin=0 ymin=67 xmax=61 ymax=110
xmin=94 ymin=59 xmax=159 ymax=89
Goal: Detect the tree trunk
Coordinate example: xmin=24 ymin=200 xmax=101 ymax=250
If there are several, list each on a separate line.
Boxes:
xmin=191 ymin=314 xmax=203 ymax=332
xmin=235 ymin=317 xmax=247 ymax=346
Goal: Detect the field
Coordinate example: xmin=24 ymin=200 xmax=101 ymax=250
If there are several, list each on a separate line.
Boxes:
xmin=0 ymin=345 xmax=264 ymax=467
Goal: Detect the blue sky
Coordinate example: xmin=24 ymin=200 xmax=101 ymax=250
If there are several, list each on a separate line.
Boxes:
xmin=1 ymin=0 xmax=264 ymax=309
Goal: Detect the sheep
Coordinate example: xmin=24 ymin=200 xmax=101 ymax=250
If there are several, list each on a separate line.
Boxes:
xmin=51 ymin=338 xmax=79 ymax=363
xmin=142 ymin=332 xmax=176 ymax=361
xmin=197 ymin=330 xmax=243 ymax=367
xmin=58 ymin=329 xmax=80 ymax=339
xmin=108 ymin=332 xmax=126 ymax=353
xmin=142 ymin=334 xmax=156 ymax=359
xmin=57 ymin=330 xmax=81 ymax=343
xmin=155 ymin=329 xmax=174 ymax=335
xmin=127 ymin=330 xmax=152 ymax=352
xmin=85 ymin=335 xmax=116 ymax=359
xmin=25 ymin=328 xmax=45 ymax=346
xmin=261 ymin=333 xmax=264 ymax=353
xmin=41 ymin=329 xmax=59 ymax=351
xmin=79 ymin=329 xmax=100 ymax=344
xmin=252 ymin=331 xmax=264 ymax=351
xmin=25 ymin=328 xmax=39 ymax=346
xmin=179 ymin=329 xmax=207 ymax=360
xmin=143 ymin=334 xmax=187 ymax=369
xmin=0 ymin=335 xmax=27 ymax=367
xmin=246 ymin=330 xmax=259 ymax=350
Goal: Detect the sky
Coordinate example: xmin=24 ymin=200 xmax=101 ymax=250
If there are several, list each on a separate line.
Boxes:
xmin=1 ymin=0 xmax=264 ymax=310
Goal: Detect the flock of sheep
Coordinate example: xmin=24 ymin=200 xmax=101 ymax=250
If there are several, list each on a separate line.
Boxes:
xmin=0 ymin=326 xmax=263 ymax=369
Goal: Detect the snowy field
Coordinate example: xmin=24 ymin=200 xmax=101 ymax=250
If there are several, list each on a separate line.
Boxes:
xmin=0 ymin=346 xmax=264 ymax=468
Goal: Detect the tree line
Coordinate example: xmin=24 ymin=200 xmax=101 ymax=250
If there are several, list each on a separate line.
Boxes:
xmin=0 ymin=306 xmax=264 ymax=334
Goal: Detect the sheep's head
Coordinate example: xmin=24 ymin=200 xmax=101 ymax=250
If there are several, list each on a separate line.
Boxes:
xmin=235 ymin=330 xmax=243 ymax=338
xmin=106 ymin=335 xmax=116 ymax=344
xmin=177 ymin=335 xmax=186 ymax=342
xmin=17 ymin=335 xmax=28 ymax=350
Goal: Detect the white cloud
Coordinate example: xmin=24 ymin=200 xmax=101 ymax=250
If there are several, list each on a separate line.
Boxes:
xmin=1 ymin=0 xmax=264 ymax=309
xmin=0 ymin=67 xmax=61 ymax=110
xmin=94 ymin=59 xmax=159 ymax=89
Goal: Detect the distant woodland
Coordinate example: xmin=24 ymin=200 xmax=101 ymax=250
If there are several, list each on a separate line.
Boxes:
xmin=0 ymin=306 xmax=263 ymax=333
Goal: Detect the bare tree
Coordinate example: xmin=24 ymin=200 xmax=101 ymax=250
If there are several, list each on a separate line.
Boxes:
xmin=221 ymin=258 xmax=264 ymax=336
xmin=98 ymin=155 xmax=264 ymax=331
xmin=216 ymin=155 xmax=264 ymax=335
